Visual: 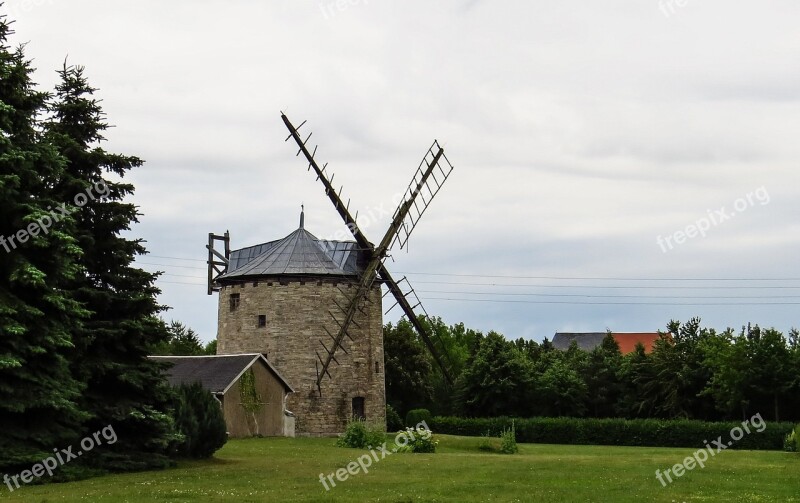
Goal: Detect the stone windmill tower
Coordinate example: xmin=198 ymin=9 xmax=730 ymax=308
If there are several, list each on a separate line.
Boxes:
xmin=206 ymin=113 xmax=455 ymax=436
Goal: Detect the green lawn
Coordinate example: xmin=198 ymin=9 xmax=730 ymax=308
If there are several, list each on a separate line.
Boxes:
xmin=3 ymin=435 xmax=798 ymax=502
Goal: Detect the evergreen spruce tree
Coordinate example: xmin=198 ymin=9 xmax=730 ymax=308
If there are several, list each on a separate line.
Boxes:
xmin=151 ymin=320 xmax=205 ymax=356
xmin=0 ymin=15 xmax=87 ymax=471
xmin=172 ymin=382 xmax=227 ymax=459
xmin=44 ymin=63 xmax=177 ymax=470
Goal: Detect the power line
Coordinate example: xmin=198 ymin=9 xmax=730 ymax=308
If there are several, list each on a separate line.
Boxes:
xmin=138 ymin=262 xmax=206 ymax=270
xmin=149 ymin=276 xmax=800 ymax=301
xmin=136 ymin=257 xmax=800 ymax=282
xmin=139 ymin=257 xmax=800 ymax=304
xmin=156 ymin=272 xmax=207 ymax=279
xmin=408 ymin=280 xmax=800 ymax=290
xmin=397 ymin=271 xmax=800 ymax=282
xmin=148 ymin=255 xmax=207 ymax=263
xmin=421 ymin=296 xmax=800 ymax=306
xmin=157 ymin=282 xmax=800 ymax=305
xmin=147 ymin=271 xmax=800 ymax=291
xmin=414 ymin=290 xmax=800 ymax=300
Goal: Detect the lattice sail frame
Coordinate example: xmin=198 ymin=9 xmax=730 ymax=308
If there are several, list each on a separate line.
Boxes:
xmin=391 ymin=140 xmax=454 ymax=250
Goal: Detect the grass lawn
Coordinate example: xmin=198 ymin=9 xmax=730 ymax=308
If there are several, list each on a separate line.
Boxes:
xmin=3 ymin=435 xmax=798 ymax=502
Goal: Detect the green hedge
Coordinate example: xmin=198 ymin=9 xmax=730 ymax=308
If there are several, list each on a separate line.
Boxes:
xmin=405 ymin=408 xmax=433 ymax=428
xmin=430 ymin=416 xmax=793 ymax=451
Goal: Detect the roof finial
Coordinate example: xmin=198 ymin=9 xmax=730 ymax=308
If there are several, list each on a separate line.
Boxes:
xmin=300 ymin=204 xmax=304 ymax=229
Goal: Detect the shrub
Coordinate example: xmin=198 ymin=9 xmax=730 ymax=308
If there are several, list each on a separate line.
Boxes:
xmin=171 ymin=382 xmax=227 ymax=458
xmin=337 ymin=419 xmax=386 ymax=449
xmin=500 ymin=421 xmax=518 ymax=454
xmin=365 ymin=425 xmax=387 ymax=449
xmin=795 ymin=425 xmax=800 ymax=452
xmin=784 ymin=426 xmax=798 ymax=452
xmin=395 ymin=426 xmax=437 ymax=453
xmin=405 ymin=408 xmax=432 ymax=428
xmin=429 ymin=416 xmax=794 ymax=451
xmin=337 ymin=419 xmax=367 ymax=448
xmin=386 ymin=404 xmax=403 ymax=431
xmin=478 ymin=430 xmax=496 ymax=452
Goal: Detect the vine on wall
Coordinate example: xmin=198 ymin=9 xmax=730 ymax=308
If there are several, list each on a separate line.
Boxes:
xmin=239 ymin=368 xmax=264 ymax=435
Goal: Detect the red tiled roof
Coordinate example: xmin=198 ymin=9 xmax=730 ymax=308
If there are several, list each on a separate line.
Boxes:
xmin=611 ymin=332 xmax=666 ymax=354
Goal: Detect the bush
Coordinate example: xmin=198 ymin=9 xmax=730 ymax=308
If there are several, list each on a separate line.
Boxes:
xmin=500 ymin=421 xmax=518 ymax=454
xmin=795 ymin=425 xmax=800 ymax=451
xmin=337 ymin=419 xmax=386 ymax=449
xmin=395 ymin=426 xmax=437 ymax=453
xmin=478 ymin=430 xmax=496 ymax=452
xmin=430 ymin=416 xmax=794 ymax=451
xmin=785 ymin=425 xmax=798 ymax=452
xmin=405 ymin=408 xmax=432 ymax=428
xmin=171 ymin=382 xmax=227 ymax=458
xmin=386 ymin=404 xmax=403 ymax=431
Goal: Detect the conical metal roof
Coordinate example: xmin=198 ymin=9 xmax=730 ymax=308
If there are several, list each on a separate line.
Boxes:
xmin=219 ymin=212 xmax=367 ymax=280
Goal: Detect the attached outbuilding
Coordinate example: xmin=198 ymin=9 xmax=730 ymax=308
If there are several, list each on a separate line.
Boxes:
xmin=151 ymin=354 xmax=295 ymax=438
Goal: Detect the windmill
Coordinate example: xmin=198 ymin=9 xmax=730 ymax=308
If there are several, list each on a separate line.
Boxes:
xmin=281 ymin=113 xmax=456 ymax=394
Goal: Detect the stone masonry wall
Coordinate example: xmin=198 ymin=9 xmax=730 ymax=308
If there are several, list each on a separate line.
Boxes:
xmin=217 ymin=278 xmax=386 ymax=436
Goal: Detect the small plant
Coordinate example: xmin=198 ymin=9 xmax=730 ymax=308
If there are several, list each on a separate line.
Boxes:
xmin=784 ymin=426 xmax=798 ymax=452
xmin=395 ymin=426 xmax=438 ymax=453
xmin=337 ymin=419 xmax=386 ymax=449
xmin=364 ymin=424 xmax=387 ymax=448
xmin=478 ymin=429 xmax=496 ymax=452
xmin=499 ymin=421 xmax=518 ymax=454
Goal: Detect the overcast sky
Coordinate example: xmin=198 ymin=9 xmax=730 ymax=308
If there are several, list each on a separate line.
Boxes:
xmin=6 ymin=0 xmax=800 ymax=343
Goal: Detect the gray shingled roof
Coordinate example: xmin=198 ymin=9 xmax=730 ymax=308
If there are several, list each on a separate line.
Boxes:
xmin=552 ymin=332 xmax=608 ymax=351
xmin=220 ymin=225 xmax=367 ymax=280
xmin=150 ymin=354 xmax=293 ymax=393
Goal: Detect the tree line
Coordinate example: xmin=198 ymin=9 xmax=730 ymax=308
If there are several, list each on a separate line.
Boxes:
xmin=385 ymin=317 xmax=800 ymax=423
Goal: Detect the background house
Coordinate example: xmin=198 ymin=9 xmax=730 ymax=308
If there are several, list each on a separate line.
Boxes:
xmin=552 ymin=332 xmax=667 ymax=354
xmin=151 ymin=354 xmax=294 ymax=438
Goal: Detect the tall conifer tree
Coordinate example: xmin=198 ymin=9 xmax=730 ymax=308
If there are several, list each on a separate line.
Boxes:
xmin=44 ymin=63 xmax=177 ymax=469
xmin=0 ymin=14 xmax=87 ymax=471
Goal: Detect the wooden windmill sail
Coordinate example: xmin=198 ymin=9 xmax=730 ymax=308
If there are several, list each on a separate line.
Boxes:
xmin=281 ymin=113 xmax=456 ymax=393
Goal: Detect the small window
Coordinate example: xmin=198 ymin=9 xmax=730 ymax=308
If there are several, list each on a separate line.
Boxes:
xmin=352 ymin=397 xmax=365 ymax=420
xmin=229 ymin=293 xmax=240 ymax=311
xmin=257 ymin=314 xmax=266 ymax=327
xmin=375 ymin=361 xmax=380 ymax=374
